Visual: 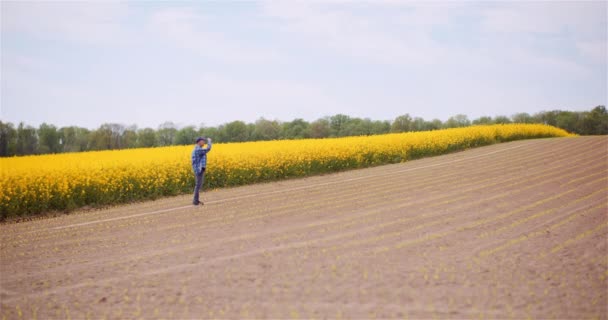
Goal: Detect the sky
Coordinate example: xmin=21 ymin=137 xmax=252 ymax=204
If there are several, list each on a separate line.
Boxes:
xmin=1 ymin=1 xmax=606 ymax=129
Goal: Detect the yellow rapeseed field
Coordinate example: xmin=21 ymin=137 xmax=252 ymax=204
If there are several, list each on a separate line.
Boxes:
xmin=0 ymin=124 xmax=572 ymax=219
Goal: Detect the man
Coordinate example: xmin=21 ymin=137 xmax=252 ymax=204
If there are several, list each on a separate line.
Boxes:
xmin=191 ymin=136 xmax=212 ymax=205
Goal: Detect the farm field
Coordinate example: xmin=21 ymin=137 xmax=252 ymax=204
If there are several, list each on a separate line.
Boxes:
xmin=1 ymin=136 xmax=607 ymax=319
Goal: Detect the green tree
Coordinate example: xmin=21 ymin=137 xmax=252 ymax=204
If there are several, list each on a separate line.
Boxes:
xmin=16 ymin=122 xmax=38 ymax=155
xmin=200 ymin=126 xmax=221 ymax=142
xmin=0 ymin=121 xmax=17 ymax=157
xmin=472 ymin=116 xmax=494 ymax=125
xmin=282 ymin=119 xmax=310 ymax=139
xmin=112 ymin=124 xmax=127 ymax=148
xmin=370 ymin=120 xmax=391 ymax=134
xmin=59 ymin=126 xmax=77 ymax=152
xmin=555 ymin=111 xmax=582 ymax=134
xmin=534 ymin=110 xmax=559 ymax=126
xmin=493 ymin=115 xmax=512 ymax=124
xmin=341 ymin=118 xmax=369 ymax=136
xmin=391 ymin=114 xmax=413 ymax=133
xmin=581 ymin=106 xmax=608 ymax=135
xmin=329 ymin=114 xmax=351 ymax=137
xmin=357 ymin=118 xmax=376 ymax=135
xmin=137 ymin=128 xmax=157 ymax=147
xmin=89 ymin=123 xmax=126 ymax=150
xmin=223 ymin=121 xmax=249 ymax=142
xmin=247 ymin=123 xmax=256 ymax=141
xmin=310 ymin=118 xmax=330 ymax=138
xmin=410 ymin=117 xmax=425 ymax=132
xmin=427 ymin=119 xmax=443 ymax=130
xmin=444 ymin=114 xmax=470 ymax=128
xmin=252 ymin=118 xmax=281 ymax=141
xmin=59 ymin=126 xmax=90 ymax=152
xmin=175 ymin=126 xmax=198 ymax=145
xmin=0 ymin=121 xmax=16 ymax=156
xmin=38 ymin=123 xmax=61 ymax=154
xmin=512 ymin=112 xmax=534 ymax=123
xmin=157 ymin=122 xmax=177 ymax=146
xmin=89 ymin=125 xmax=112 ymax=150
xmin=122 ymin=126 xmax=138 ymax=148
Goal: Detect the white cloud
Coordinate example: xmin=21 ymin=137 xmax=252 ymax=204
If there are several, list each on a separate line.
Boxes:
xmin=476 ymin=2 xmax=606 ymax=75
xmin=1 ymin=2 xmax=131 ymax=46
xmin=479 ymin=2 xmax=606 ymax=36
xmin=392 ymin=2 xmax=469 ymax=27
xmin=147 ymin=7 xmax=283 ymax=64
xmin=2 ymin=52 xmax=56 ymax=74
xmin=577 ymin=41 xmax=607 ymax=65
xmin=262 ymin=2 xmax=444 ymax=66
xmin=262 ymin=1 xmax=606 ymax=73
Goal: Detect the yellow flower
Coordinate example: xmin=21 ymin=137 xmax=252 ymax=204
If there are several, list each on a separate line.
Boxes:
xmin=0 ymin=124 xmax=572 ymax=218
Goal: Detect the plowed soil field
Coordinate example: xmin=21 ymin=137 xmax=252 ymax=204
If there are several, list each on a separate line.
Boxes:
xmin=1 ymin=136 xmax=607 ymax=319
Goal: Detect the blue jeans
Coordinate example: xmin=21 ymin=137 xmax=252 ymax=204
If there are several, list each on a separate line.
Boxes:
xmin=193 ymin=168 xmax=205 ymax=203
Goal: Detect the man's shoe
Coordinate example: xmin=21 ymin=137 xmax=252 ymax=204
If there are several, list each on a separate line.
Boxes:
xmin=193 ymin=201 xmax=201 ymax=206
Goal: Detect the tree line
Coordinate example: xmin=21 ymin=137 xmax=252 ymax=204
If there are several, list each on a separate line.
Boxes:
xmin=1 ymin=106 xmax=606 ymax=157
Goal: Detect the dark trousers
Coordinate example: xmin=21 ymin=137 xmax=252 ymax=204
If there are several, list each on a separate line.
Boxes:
xmin=193 ymin=168 xmax=205 ymax=203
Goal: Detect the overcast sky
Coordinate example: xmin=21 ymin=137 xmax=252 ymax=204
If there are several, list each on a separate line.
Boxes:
xmin=1 ymin=1 xmax=606 ymax=129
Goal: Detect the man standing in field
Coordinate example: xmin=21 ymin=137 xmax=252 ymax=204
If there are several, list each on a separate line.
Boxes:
xmin=192 ymin=137 xmax=212 ymax=205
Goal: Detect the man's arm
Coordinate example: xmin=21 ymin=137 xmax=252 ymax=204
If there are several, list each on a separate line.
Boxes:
xmin=204 ymin=138 xmax=212 ymax=152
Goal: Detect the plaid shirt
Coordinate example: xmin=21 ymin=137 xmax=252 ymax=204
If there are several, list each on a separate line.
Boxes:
xmin=191 ymin=141 xmax=212 ymax=175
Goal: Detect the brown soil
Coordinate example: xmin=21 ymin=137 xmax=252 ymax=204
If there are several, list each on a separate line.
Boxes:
xmin=1 ymin=136 xmax=607 ymax=319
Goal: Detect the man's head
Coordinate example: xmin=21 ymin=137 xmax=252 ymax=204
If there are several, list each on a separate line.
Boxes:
xmin=196 ymin=137 xmax=207 ymax=146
